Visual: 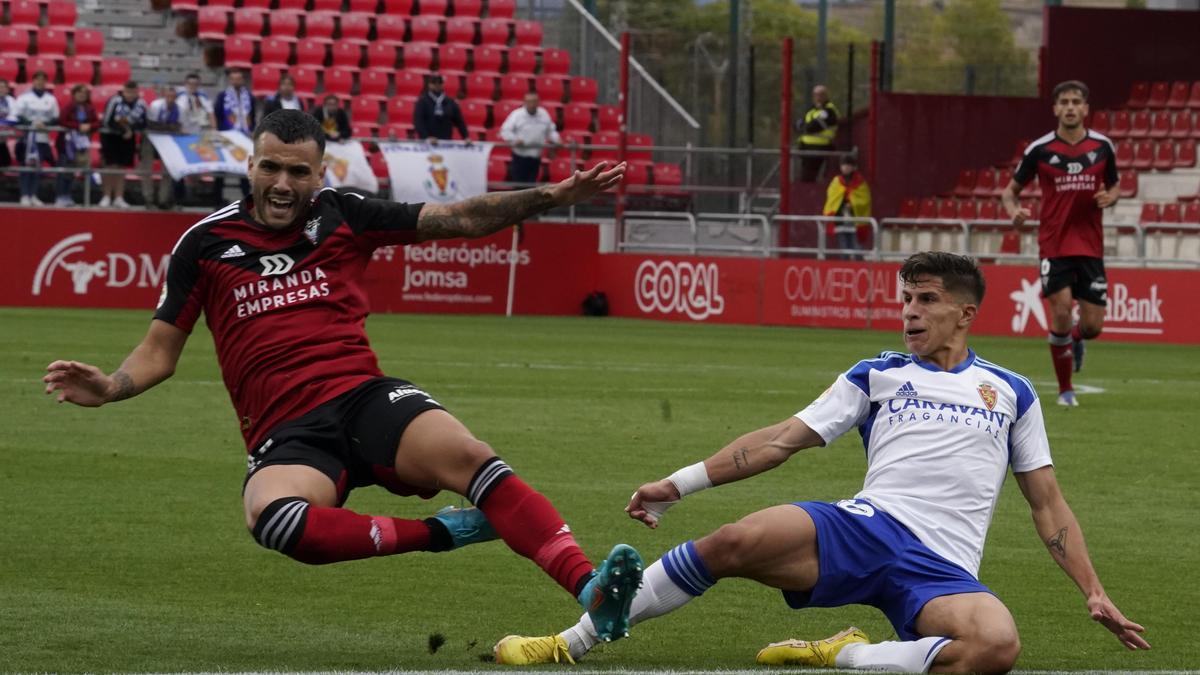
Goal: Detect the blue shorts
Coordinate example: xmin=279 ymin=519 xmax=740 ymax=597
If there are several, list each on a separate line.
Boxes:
xmin=782 ymin=499 xmax=992 ymax=641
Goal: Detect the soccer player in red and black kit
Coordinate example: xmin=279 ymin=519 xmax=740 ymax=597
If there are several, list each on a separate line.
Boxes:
xmin=1002 ymin=80 xmax=1119 ymax=408
xmin=42 ymin=109 xmax=643 ymax=643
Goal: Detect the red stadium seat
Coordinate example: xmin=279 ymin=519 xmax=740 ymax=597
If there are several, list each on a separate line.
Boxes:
xmin=0 ymin=27 xmax=28 ymax=58
xmin=625 ymin=161 xmax=652 ymax=186
xmin=936 ymin=198 xmax=957 ymax=220
xmin=259 ymin=37 xmax=291 ymax=66
xmin=99 ymin=58 xmax=131 ymax=86
xmin=1132 ymin=141 xmax=1154 ymax=170
xmin=323 ymin=66 xmax=355 ymax=99
xmin=956 ymin=199 xmax=978 ymax=220
xmin=61 ymin=57 xmax=92 ymax=86
xmin=898 ymin=197 xmax=919 ymax=219
xmin=1160 ymin=203 xmax=1182 ymax=223
xmin=1089 ymin=110 xmax=1110 ymax=136
xmin=498 ymin=74 xmax=528 ymax=100
xmin=479 ymin=18 xmax=510 ymax=45
xmin=561 ymin=102 xmax=591 ymax=132
xmin=513 ymin=20 xmax=542 ymax=46
xmin=1115 ymin=141 xmax=1133 ymax=166
xmin=541 ymin=47 xmax=570 ymax=76
xmin=439 ymin=44 xmax=469 ymax=74
xmin=352 ymin=121 xmax=380 ymax=139
xmin=1118 ymin=171 xmax=1138 ymax=198
xmin=1182 ymin=201 xmax=1200 ymax=223
xmin=463 ymin=72 xmax=495 ymax=99
xmin=403 ymin=42 xmax=435 ymax=72
xmin=223 ymin=35 xmax=256 ymax=68
xmin=375 ymin=15 xmax=406 ymax=45
xmin=473 ymin=45 xmax=502 ymax=74
xmin=311 ymin=0 xmax=340 ymax=11
xmin=1190 ymin=82 xmax=1200 ymax=109
xmin=917 ymin=198 xmax=938 ymax=220
xmin=1167 ymin=81 xmax=1190 ymax=109
xmin=47 ymin=1 xmax=78 ymax=28
xmin=74 ymin=28 xmax=104 ymax=62
xmin=493 ymin=99 xmax=521 ymax=125
xmin=198 ymin=7 xmax=231 ymax=41
xmin=488 ymin=0 xmax=516 ymax=19
xmin=366 ymin=43 xmax=398 ymax=72
xmin=548 ymin=157 xmax=580 ymax=183
xmin=250 ymin=64 xmax=282 ymax=97
xmin=507 ymin=46 xmax=537 ymax=75
xmin=993 ymin=168 xmax=1013 ymax=196
xmin=232 ymin=9 xmax=265 ymax=38
xmin=570 ymin=76 xmax=597 ymax=104
xmin=8 ymin=1 xmax=40 ymax=29
xmin=349 ymin=0 xmax=379 ymax=14
xmin=295 ymin=41 xmax=327 ymax=67
xmin=351 ymin=96 xmax=381 ymax=125
xmin=976 ymin=199 xmax=998 ymax=220
xmin=1176 ymin=140 xmax=1196 ymax=168
xmin=276 ymin=0 xmax=307 ymax=9
xmin=1169 ymin=111 xmax=1194 ymax=139
xmin=1130 ymin=110 xmax=1151 ymax=138
xmin=393 ymin=71 xmax=424 ymax=97
xmin=205 ymin=0 xmax=236 ymax=8
xmin=385 ymin=96 xmax=416 ymax=125
xmin=628 ymin=132 xmax=653 ymax=161
xmin=36 ymin=28 xmax=68 ymax=57
xmin=1149 ymin=111 xmax=1171 ymax=139
xmin=267 ymin=11 xmax=301 ymax=43
xmin=242 ymin=0 xmax=272 ymax=13
xmin=305 ymin=13 xmax=336 ymax=44
xmin=409 ymin=16 xmax=441 ymax=44
xmin=972 ymin=168 xmax=996 ymax=197
xmin=488 ymin=155 xmax=509 ymax=183
xmin=444 ymin=17 xmax=476 ymax=45
xmin=460 ymin=99 xmax=489 ymax=128
xmin=653 ymin=162 xmax=682 ymax=187
xmin=26 ymin=56 xmax=58 ymax=81
xmin=455 ymin=0 xmax=483 ymax=17
xmin=1126 ymin=81 xmax=1150 ymax=108
xmin=359 ymin=69 xmax=389 ymax=101
xmin=382 ymin=0 xmax=415 ymax=14
xmin=331 ymin=42 xmax=362 ymax=69
xmin=1146 ymin=81 xmax=1170 ymax=109
xmin=597 ymin=104 xmax=619 ymax=132
xmin=590 ymin=131 xmax=620 ymax=162
xmin=340 ymin=14 xmax=373 ymax=46
xmin=952 ymin=169 xmax=977 ymax=198
xmin=417 ymin=0 xmax=449 ymax=15
xmin=290 ymin=66 xmax=318 ymax=97
xmin=1152 ymin=141 xmax=1174 ymax=170
xmin=1139 ymin=203 xmax=1161 ymax=224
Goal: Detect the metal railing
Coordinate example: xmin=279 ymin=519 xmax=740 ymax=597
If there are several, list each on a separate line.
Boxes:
xmin=772 ymin=215 xmax=881 ymax=260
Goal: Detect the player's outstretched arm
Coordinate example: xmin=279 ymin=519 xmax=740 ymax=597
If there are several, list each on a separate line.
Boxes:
xmin=1015 ymin=466 xmax=1151 ymax=651
xmin=626 ymin=417 xmax=823 ymax=528
xmin=414 ymin=160 xmax=626 ymax=241
xmin=44 ymin=319 xmax=188 ymax=407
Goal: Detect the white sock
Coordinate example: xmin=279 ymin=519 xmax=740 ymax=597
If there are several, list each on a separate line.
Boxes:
xmin=835 ymin=636 xmax=951 ymax=672
xmin=558 ymin=558 xmax=699 ymax=659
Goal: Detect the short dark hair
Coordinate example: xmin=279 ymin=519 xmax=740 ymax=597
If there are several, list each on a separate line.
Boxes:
xmin=1052 ymin=80 xmax=1089 ymax=103
xmin=322 ymin=93 xmax=339 ymax=105
xmin=278 ymin=74 xmax=295 ymax=86
xmin=899 ymin=251 xmax=986 ymax=305
xmin=32 ymin=70 xmax=47 ymax=81
xmin=840 ymin=154 xmax=858 ymax=166
xmin=123 ymin=79 xmax=138 ymax=90
xmin=185 ymin=73 xmax=200 ymax=81
xmin=253 ymin=109 xmax=326 ymax=155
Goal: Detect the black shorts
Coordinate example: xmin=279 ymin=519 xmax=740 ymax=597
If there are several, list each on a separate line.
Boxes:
xmin=1040 ymin=256 xmax=1108 ymax=306
xmin=100 ymin=134 xmax=136 ymax=167
xmin=243 ymin=377 xmax=446 ymax=505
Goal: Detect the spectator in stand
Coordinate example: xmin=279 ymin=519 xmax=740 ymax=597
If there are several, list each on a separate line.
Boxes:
xmin=0 ymin=78 xmax=17 ymax=169
xmin=142 ymin=81 xmax=184 ymax=210
xmin=214 ymin=67 xmax=256 ymax=203
xmin=54 ymin=84 xmax=99 ymax=207
xmin=822 ymin=155 xmax=872 ymax=259
xmin=261 ymin=74 xmax=303 ymax=117
xmin=414 ymin=74 xmax=470 ymax=144
xmin=795 ymin=84 xmax=839 ymax=182
xmin=12 ymin=71 xmax=60 ymax=206
xmin=311 ymin=94 xmax=351 ymax=142
xmin=177 ymin=73 xmax=215 ymax=135
xmin=499 ymin=92 xmax=560 ymax=184
xmin=98 ymin=80 xmax=148 ymax=208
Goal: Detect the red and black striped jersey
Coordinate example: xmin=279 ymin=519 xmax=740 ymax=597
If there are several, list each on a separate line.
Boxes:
xmin=1013 ymin=130 xmax=1118 ymax=259
xmin=154 ymin=188 xmax=424 ymax=451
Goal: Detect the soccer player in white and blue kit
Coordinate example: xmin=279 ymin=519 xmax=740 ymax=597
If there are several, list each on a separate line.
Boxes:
xmin=495 ymin=252 xmax=1149 ymax=671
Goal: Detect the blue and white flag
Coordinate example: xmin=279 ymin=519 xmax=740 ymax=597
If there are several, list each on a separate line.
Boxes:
xmin=376 ymin=141 xmax=492 ymax=204
xmin=323 ymin=140 xmax=378 ymax=194
xmin=146 ymin=131 xmax=254 ymax=180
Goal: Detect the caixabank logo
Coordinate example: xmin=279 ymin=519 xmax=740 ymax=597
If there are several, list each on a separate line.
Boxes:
xmin=32 ymin=233 xmax=170 ymax=297
xmin=1008 ymin=276 xmax=1164 ymax=337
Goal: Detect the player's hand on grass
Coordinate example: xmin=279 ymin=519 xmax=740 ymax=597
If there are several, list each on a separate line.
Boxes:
xmin=549 ymin=160 xmax=626 ymax=207
xmin=625 ymin=478 xmax=681 ymax=529
xmin=1011 ymin=206 xmax=1031 ymax=228
xmin=1094 ymin=189 xmax=1118 ymax=209
xmin=1088 ymin=594 xmax=1150 ymax=650
xmin=43 ymin=360 xmax=114 ymax=407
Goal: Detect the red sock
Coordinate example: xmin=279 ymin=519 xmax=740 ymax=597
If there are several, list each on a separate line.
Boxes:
xmin=477 ymin=473 xmax=594 ymax=596
xmin=253 ymin=497 xmax=439 ymax=565
xmin=1048 ymin=333 xmax=1074 ymax=394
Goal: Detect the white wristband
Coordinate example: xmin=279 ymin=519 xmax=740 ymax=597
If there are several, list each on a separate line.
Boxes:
xmin=666 ymin=461 xmax=712 ymax=498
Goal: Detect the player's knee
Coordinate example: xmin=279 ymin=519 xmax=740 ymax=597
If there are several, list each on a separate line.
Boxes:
xmin=962 ymin=631 xmax=1020 ymax=673
xmin=249 ymin=496 xmax=314 ymax=562
xmin=1080 ymin=323 xmax=1102 ymax=340
xmin=446 ymin=437 xmax=498 ymax=481
xmin=697 ymin=522 xmax=761 ymax=574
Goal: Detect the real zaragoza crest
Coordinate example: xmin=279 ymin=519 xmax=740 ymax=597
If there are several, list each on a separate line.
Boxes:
xmin=977 ymin=383 xmax=998 ymax=410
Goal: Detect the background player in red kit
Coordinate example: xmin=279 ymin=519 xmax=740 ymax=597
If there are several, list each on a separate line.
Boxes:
xmin=1002 ymin=80 xmax=1119 ymax=408
xmin=42 ymin=110 xmax=643 ymax=643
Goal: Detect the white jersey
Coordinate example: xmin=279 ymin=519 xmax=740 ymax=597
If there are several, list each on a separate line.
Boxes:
xmin=796 ymin=349 xmax=1052 ymax=577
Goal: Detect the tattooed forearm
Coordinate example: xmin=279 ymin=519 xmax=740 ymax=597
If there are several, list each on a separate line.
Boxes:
xmin=1046 ymin=526 xmax=1068 ymax=558
xmin=109 ymin=370 xmax=135 ymax=403
xmin=732 ymin=447 xmax=751 ymax=471
xmin=418 ymin=186 xmax=558 ymax=240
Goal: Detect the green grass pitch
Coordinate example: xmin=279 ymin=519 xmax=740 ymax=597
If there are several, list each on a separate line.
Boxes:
xmin=1 ymin=307 xmax=1197 ymax=671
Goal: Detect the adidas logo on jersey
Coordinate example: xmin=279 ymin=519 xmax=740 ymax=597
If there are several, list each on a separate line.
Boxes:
xmin=221 ymin=244 xmax=246 ymax=259
xmin=1048 ymin=154 xmax=1060 ymax=164
xmin=895 ymin=381 xmax=919 ymax=398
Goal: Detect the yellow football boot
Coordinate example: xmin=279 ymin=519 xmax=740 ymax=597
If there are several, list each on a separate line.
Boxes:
xmin=755 ymin=626 xmax=869 ymax=667
xmin=494 ymin=634 xmax=575 ymax=665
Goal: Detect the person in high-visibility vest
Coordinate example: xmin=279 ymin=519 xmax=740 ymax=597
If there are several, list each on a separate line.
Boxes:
xmin=823 ymin=154 xmax=871 ymax=259
xmin=795 ymin=85 xmax=839 ymax=182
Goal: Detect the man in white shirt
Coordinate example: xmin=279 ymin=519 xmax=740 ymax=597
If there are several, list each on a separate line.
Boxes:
xmin=495 ymin=251 xmax=1149 ymax=672
xmin=499 ymin=92 xmax=560 ymax=184
xmin=176 ymin=73 xmax=215 ymax=136
xmin=12 ymin=70 xmax=60 ymax=205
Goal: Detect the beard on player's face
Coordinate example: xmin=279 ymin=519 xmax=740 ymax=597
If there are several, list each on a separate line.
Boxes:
xmin=249 ymin=135 xmax=324 ymax=230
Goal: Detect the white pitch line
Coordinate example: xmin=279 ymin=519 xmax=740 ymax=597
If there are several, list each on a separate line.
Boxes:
xmin=151 ymin=671 xmax=1200 ymax=675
